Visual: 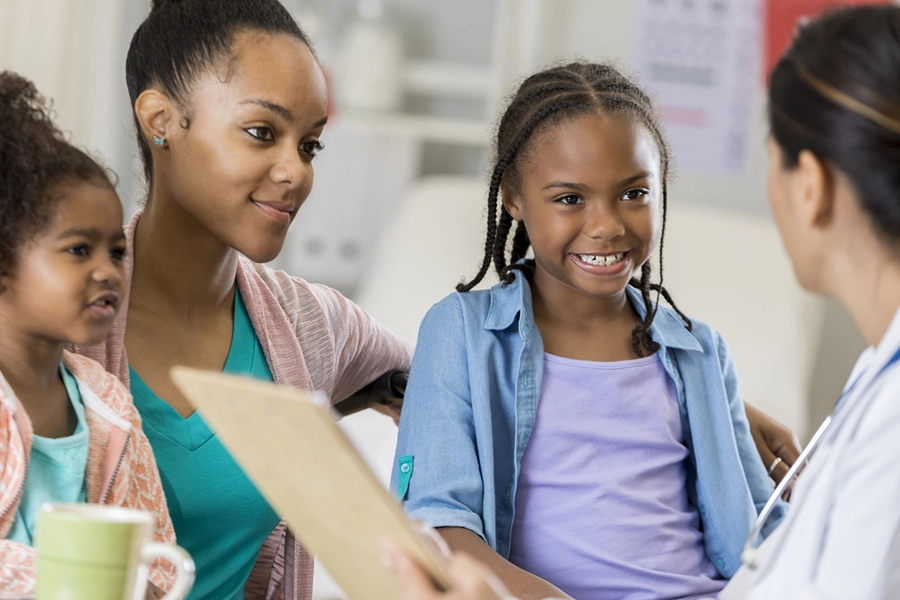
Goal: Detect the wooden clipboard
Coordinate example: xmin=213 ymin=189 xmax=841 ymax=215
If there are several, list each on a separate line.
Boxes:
xmin=169 ymin=367 xmax=452 ymax=600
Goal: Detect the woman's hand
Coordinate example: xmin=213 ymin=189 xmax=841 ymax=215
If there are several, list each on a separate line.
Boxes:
xmin=744 ymin=402 xmax=801 ymax=487
xmin=382 ymin=541 xmax=518 ymax=600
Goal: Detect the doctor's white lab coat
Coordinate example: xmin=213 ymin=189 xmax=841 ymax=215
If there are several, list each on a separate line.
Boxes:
xmin=720 ymin=307 xmax=900 ymax=600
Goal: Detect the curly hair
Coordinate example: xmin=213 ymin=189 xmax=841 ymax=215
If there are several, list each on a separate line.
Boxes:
xmin=0 ymin=71 xmax=113 ymax=281
xmin=457 ymin=61 xmax=691 ymax=357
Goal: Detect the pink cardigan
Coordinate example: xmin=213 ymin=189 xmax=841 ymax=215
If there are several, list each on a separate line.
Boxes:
xmin=0 ymin=351 xmax=177 ymax=598
xmin=76 ymin=213 xmax=413 ymax=600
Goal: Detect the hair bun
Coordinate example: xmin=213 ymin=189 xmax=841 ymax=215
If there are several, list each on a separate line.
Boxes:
xmin=151 ymin=0 xmax=183 ymax=11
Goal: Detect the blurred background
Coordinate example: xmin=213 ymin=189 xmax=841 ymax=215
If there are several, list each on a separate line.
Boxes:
xmin=0 ymin=0 xmax=877 ymax=597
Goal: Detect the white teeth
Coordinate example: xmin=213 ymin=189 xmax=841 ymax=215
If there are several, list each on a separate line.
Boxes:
xmin=577 ymin=252 xmax=625 ymax=267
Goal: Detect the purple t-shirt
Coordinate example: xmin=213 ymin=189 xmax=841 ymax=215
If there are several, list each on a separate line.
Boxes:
xmin=507 ymin=353 xmax=726 ymax=600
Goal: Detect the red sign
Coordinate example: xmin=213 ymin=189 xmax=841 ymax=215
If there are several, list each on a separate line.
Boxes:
xmin=764 ymin=0 xmax=889 ymax=81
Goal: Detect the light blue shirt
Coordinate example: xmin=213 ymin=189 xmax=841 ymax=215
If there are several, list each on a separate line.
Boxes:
xmin=8 ymin=364 xmax=88 ymax=546
xmin=392 ymin=273 xmax=785 ymax=579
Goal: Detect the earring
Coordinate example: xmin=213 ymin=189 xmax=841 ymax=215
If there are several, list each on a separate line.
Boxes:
xmin=152 ymin=135 xmax=166 ymax=146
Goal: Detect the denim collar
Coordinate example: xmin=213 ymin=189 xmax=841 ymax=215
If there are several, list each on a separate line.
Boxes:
xmin=483 ymin=272 xmax=703 ymax=353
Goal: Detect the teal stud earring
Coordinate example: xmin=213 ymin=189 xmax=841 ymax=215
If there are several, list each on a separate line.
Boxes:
xmin=152 ymin=135 xmax=166 ymax=146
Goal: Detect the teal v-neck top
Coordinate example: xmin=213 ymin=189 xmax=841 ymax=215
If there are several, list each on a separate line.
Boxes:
xmin=7 ymin=364 xmax=88 ymax=546
xmin=130 ymin=288 xmax=280 ymax=600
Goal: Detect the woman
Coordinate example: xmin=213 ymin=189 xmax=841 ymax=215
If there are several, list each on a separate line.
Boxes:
xmin=76 ymin=1 xmax=411 ymax=598
xmin=386 ymin=5 xmax=900 ymax=599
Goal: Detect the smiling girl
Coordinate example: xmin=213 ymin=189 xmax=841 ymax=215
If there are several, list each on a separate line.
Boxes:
xmin=392 ymin=62 xmax=783 ymax=600
xmin=0 ymin=71 xmax=176 ymax=598
xmin=74 ymin=1 xmax=411 ymax=599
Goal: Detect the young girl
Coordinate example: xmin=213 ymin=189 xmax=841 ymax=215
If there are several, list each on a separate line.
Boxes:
xmin=74 ymin=1 xmax=413 ymax=598
xmin=392 ymin=62 xmax=783 ymax=600
xmin=0 ymin=72 xmax=176 ymax=597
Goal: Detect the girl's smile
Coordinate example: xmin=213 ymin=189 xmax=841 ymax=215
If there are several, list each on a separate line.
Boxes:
xmin=570 ymin=250 xmax=634 ymax=275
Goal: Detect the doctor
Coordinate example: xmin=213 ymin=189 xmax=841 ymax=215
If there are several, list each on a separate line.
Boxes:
xmin=382 ymin=5 xmax=900 ymax=599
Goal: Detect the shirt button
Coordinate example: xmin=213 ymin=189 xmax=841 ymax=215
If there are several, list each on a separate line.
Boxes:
xmin=699 ymin=505 xmax=707 ymax=516
xmin=400 ymin=463 xmax=411 ymax=474
xmin=716 ymin=559 xmax=725 ymax=569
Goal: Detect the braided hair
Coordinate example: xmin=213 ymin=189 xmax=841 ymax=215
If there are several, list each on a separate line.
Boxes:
xmin=458 ymin=62 xmax=691 ymax=357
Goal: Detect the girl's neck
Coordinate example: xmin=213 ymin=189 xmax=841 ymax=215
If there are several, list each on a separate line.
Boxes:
xmin=530 ymin=268 xmax=643 ymax=361
xmin=0 ymin=328 xmax=65 ymax=402
xmin=530 ymin=267 xmax=634 ymax=327
xmin=132 ymin=195 xmax=239 ymax=322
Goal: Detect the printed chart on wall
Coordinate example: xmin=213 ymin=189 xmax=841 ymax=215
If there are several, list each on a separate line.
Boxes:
xmin=631 ymin=0 xmax=763 ymax=175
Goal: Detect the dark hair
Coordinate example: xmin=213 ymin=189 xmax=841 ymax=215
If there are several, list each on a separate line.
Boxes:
xmin=125 ymin=0 xmax=312 ymax=182
xmin=769 ymin=5 xmax=900 ymax=247
xmin=458 ymin=61 xmax=691 ymax=357
xmin=0 ymin=71 xmax=113 ymax=282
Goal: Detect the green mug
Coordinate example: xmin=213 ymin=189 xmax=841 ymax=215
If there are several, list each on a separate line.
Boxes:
xmin=35 ymin=503 xmax=195 ymax=600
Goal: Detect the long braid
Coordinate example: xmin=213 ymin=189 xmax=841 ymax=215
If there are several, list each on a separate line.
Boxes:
xmin=492 ymin=209 xmax=514 ymax=278
xmin=460 ymin=61 xmax=691 ymax=357
xmin=456 ymin=159 xmax=506 ymax=292
xmin=501 ymin=219 xmax=533 ymax=283
xmin=649 ymin=283 xmax=693 ymax=331
xmin=630 ymin=263 xmax=660 ymax=357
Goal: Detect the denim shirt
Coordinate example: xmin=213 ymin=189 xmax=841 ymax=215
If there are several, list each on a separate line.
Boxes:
xmin=392 ymin=274 xmax=785 ymax=579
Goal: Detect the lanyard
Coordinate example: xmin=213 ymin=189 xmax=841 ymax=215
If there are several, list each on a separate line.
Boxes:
xmin=741 ymin=343 xmax=900 ymax=570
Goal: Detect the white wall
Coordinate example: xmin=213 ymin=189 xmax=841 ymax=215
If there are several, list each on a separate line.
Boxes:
xmin=0 ymin=0 xmax=150 ymax=215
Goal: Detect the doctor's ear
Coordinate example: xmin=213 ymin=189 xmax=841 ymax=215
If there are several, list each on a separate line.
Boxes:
xmin=134 ymin=89 xmax=179 ymax=149
xmin=795 ymin=149 xmax=835 ymax=229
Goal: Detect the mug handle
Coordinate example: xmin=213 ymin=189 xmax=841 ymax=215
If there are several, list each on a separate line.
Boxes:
xmin=141 ymin=543 xmax=196 ymax=600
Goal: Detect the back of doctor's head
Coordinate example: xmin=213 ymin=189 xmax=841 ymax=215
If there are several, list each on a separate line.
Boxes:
xmin=125 ymin=0 xmax=312 ymax=181
xmin=768 ymin=5 xmax=900 ymax=246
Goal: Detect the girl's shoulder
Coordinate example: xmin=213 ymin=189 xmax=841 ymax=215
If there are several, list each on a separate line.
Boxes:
xmin=422 ymin=287 xmax=496 ymax=327
xmin=430 ymin=276 xmax=525 ymax=318
xmin=652 ymin=301 xmax=722 ymax=345
xmin=61 ymin=351 xmax=136 ymax=426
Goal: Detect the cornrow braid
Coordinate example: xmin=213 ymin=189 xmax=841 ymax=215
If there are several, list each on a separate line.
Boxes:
xmin=460 ymin=61 xmax=691 ymax=357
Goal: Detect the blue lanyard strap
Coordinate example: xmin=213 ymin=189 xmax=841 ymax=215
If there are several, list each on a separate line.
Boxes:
xmin=836 ymin=344 xmax=900 ymax=409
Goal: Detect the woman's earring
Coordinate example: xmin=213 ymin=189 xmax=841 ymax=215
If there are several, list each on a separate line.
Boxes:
xmin=152 ymin=135 xmax=166 ymax=146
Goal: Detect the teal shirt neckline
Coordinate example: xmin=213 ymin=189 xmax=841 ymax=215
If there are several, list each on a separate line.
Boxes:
xmin=130 ymin=287 xmax=280 ymax=600
xmin=7 ymin=363 xmax=88 ymax=546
